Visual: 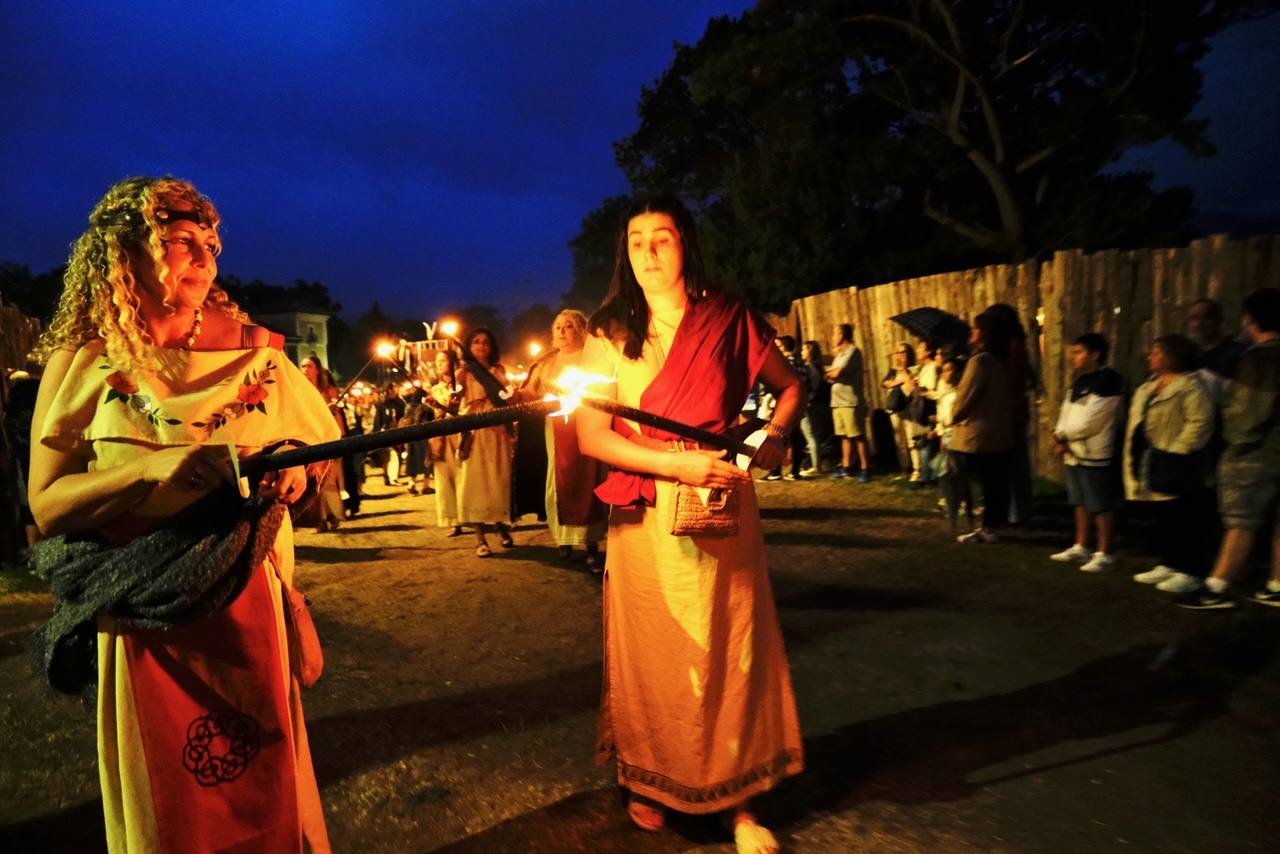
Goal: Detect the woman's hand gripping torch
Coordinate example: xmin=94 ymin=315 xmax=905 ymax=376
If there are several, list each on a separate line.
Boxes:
xmin=548 ymin=366 xmax=767 ymax=471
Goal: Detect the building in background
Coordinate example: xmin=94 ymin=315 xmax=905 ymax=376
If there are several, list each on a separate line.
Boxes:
xmin=255 ymin=310 xmax=332 ymax=368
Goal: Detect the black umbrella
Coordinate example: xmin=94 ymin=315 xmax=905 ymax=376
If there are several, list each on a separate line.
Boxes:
xmin=890 ymin=307 xmax=970 ymax=346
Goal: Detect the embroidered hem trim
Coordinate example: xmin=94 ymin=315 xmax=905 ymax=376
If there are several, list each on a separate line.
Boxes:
xmin=616 ymin=748 xmax=802 ymax=811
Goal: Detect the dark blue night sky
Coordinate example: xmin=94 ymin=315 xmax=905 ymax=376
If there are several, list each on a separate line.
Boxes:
xmin=2 ymin=2 xmax=1277 ymax=323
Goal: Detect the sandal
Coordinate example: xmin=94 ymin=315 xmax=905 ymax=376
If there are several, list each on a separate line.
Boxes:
xmin=724 ymin=808 xmax=778 ymax=854
xmin=475 ymin=544 xmax=492 ymax=558
xmin=627 ymin=795 xmax=665 ymax=833
xmin=447 ymin=526 xmax=464 ymax=538
xmin=497 ymin=529 xmax=514 ymax=549
xmin=585 ymin=552 xmax=603 ymax=575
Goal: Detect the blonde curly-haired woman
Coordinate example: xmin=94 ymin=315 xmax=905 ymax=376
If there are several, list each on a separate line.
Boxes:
xmin=28 ymin=176 xmax=336 ymax=852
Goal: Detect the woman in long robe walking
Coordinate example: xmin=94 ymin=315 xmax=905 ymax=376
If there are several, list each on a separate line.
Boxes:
xmin=576 ymin=194 xmax=805 ymax=854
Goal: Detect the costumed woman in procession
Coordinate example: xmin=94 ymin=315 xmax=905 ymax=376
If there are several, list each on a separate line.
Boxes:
xmin=456 ymin=327 xmax=515 ymax=556
xmin=301 ymin=354 xmax=347 ymax=532
xmin=27 ymin=176 xmax=338 ymax=852
xmin=427 ymin=348 xmax=465 ymax=536
xmin=520 ymin=309 xmax=607 ymax=573
xmin=575 ymin=194 xmax=805 ymax=854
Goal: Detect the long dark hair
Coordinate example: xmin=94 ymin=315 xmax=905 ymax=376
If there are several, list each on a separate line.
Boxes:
xmin=973 ymin=311 xmax=1012 ymax=360
xmin=588 ymin=193 xmax=715 ymax=360
xmin=468 ymin=327 xmax=501 ymax=366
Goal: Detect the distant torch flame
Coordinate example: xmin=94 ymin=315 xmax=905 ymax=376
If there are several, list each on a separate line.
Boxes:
xmin=548 ymin=366 xmax=615 ymax=420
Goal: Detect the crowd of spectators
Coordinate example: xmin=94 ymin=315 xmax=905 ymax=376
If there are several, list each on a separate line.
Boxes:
xmin=750 ymin=289 xmax=1280 ymax=611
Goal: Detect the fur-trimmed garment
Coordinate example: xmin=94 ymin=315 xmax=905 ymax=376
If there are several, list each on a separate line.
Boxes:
xmin=31 ymin=494 xmax=284 ymax=700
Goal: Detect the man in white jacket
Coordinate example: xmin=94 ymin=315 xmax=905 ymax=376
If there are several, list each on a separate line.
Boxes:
xmin=1049 ymin=334 xmax=1125 ymax=573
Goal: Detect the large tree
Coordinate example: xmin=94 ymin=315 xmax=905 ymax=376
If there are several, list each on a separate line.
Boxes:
xmin=579 ymin=0 xmax=1274 ymax=312
xmin=563 ymin=195 xmax=633 ymax=311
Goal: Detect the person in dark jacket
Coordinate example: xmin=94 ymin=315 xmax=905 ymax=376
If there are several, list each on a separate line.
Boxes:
xmin=1177 ymin=288 xmax=1280 ymax=609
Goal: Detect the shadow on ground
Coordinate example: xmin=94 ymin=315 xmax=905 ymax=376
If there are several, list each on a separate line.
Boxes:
xmin=760 ymin=506 xmax=921 ymax=521
xmin=430 ymin=617 xmax=1280 ymax=852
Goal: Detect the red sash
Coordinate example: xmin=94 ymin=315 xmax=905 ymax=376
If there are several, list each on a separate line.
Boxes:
xmin=595 ymin=292 xmax=775 ymax=507
xmin=552 ymin=415 xmax=605 ymax=525
xmin=110 ymin=517 xmax=300 ymax=852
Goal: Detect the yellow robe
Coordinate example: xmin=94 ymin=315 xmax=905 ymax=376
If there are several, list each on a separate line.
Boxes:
xmin=40 ymin=341 xmax=339 ymax=853
xmin=584 ymin=313 xmax=804 ymax=814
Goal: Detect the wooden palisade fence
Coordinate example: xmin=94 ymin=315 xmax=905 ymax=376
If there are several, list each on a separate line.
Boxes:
xmin=774 ymin=233 xmax=1280 ymax=483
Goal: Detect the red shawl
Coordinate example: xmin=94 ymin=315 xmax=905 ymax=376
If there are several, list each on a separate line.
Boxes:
xmin=595 ymin=292 xmax=776 ymax=507
xmin=553 ymin=415 xmax=605 ymax=525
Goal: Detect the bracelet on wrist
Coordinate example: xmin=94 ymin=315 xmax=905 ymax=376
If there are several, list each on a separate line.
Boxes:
xmin=763 ymin=421 xmax=789 ymax=442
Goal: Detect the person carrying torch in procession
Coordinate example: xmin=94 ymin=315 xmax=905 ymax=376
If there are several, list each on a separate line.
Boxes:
xmin=574 ymin=194 xmax=805 ymax=854
xmin=518 ymin=309 xmax=608 ymax=573
xmin=456 ymin=327 xmax=516 ymax=556
xmin=25 ymin=177 xmax=337 ymax=853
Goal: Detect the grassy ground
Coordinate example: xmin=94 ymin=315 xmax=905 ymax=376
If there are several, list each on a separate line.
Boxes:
xmin=1 ymin=471 xmax=1277 ymax=852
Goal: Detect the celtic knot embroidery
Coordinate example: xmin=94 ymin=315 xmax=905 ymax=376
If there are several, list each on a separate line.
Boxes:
xmin=182 ymin=709 xmax=262 ymax=786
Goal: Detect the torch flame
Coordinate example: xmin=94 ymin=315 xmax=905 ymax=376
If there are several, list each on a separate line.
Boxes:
xmin=548 ymin=366 xmax=615 ymax=420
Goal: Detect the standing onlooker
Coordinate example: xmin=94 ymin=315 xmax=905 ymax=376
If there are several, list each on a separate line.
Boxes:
xmin=1123 ymin=335 xmax=1216 ymax=590
xmin=951 ymin=312 xmax=1013 ymax=543
xmin=882 ymin=341 xmax=922 ymax=480
xmin=1188 ymin=298 xmax=1248 ymax=383
xmin=800 ymin=340 xmax=830 ymax=473
xmin=912 ymin=341 xmax=941 ymax=486
xmin=827 ymin=323 xmax=871 ymax=481
xmin=763 ymin=336 xmax=809 ymax=480
xmin=1049 ymin=334 xmax=1124 ymax=572
xmin=1176 ymin=289 xmax=1280 ymax=609
xmin=931 ymin=355 xmax=974 ymax=532
xmin=985 ymin=304 xmax=1036 ymax=524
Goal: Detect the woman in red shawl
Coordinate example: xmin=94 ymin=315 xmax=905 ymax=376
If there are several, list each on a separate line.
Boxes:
xmin=576 ymin=195 xmax=805 ymax=854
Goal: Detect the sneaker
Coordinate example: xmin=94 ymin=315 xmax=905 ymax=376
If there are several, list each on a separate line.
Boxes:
xmin=857 ymin=470 xmax=872 ymax=483
xmin=830 ymin=467 xmax=849 ymax=479
xmin=1050 ymin=544 xmax=1091 ymax=563
xmin=957 ymin=528 xmax=997 ymax=544
xmin=1079 ymin=552 xmax=1114 ymax=573
xmin=763 ymin=473 xmax=783 ymax=481
xmin=1173 ymin=588 xmax=1236 ymax=610
xmin=1134 ymin=565 xmax=1176 ymax=584
xmin=800 ymin=466 xmax=820 ymax=476
xmin=1250 ymin=582 xmax=1280 ymax=607
xmin=783 ymin=473 xmax=798 ymax=481
xmin=1156 ymin=572 xmax=1202 ymax=593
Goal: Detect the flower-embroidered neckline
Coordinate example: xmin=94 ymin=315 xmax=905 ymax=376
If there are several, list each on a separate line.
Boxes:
xmin=192 ymin=360 xmax=277 ymax=437
xmin=101 ymin=365 xmax=183 ymax=427
xmin=99 ymin=357 xmax=278 ymax=437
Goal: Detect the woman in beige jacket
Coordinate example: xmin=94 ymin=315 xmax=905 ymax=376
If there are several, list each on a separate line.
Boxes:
xmin=1123 ymin=334 xmax=1216 ymax=591
xmin=951 ymin=312 xmax=1013 ymax=543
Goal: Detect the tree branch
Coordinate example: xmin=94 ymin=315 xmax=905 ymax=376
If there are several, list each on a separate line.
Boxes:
xmin=998 ymin=0 xmax=1027 ymax=70
xmin=1106 ymin=3 xmax=1148 ymax=103
xmin=1016 ymin=145 xmax=1057 ymax=174
xmin=923 ymin=190 xmax=1005 ymax=251
xmin=848 ymin=13 xmax=1006 ymax=165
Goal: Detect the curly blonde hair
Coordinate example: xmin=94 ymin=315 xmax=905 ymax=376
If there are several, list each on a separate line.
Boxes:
xmin=31 ymin=176 xmax=250 ymax=375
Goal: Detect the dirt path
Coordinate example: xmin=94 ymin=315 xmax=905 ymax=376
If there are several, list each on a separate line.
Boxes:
xmin=3 ymin=474 xmax=1278 ymax=852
